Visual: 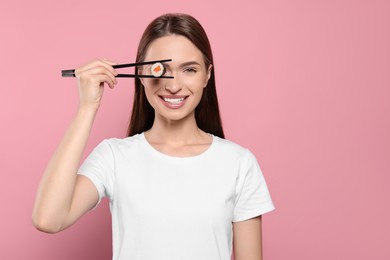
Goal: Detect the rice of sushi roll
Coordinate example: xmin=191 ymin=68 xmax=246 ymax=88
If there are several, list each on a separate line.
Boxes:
xmin=151 ymin=62 xmax=165 ymax=77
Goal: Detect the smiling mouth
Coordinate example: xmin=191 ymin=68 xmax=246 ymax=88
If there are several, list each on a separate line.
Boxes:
xmin=163 ymin=97 xmax=184 ymax=104
xmin=160 ymin=96 xmax=188 ymax=105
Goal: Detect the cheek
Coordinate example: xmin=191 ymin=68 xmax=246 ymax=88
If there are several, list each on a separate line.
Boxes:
xmin=184 ymin=75 xmax=208 ymax=90
xmin=143 ymin=87 xmax=160 ymax=110
xmin=142 ymin=78 xmax=163 ymax=87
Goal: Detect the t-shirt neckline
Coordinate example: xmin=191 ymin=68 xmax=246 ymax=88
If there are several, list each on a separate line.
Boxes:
xmin=140 ymin=132 xmax=216 ymax=161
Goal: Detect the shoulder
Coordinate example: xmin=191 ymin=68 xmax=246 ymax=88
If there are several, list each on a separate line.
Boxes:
xmin=214 ymin=136 xmax=246 ymax=151
xmin=213 ymin=136 xmax=255 ymax=161
xmin=104 ymin=133 xmax=144 ymax=148
xmin=90 ymin=134 xmax=145 ymax=157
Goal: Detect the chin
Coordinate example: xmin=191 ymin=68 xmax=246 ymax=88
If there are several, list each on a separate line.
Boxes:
xmin=157 ymin=110 xmax=195 ymax=123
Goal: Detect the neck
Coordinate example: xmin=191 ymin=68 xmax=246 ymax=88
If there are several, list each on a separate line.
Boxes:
xmin=146 ymin=112 xmax=207 ymax=145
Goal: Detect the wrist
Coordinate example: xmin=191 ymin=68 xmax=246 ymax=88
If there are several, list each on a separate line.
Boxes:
xmin=77 ymin=103 xmax=100 ymax=116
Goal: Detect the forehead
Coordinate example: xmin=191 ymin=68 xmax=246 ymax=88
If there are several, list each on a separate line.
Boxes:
xmin=144 ymin=35 xmax=205 ymax=64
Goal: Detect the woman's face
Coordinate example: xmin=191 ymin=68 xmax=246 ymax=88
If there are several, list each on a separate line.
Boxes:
xmin=140 ymin=35 xmax=212 ymax=122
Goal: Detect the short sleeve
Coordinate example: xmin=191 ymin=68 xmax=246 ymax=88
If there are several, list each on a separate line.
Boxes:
xmin=233 ymin=150 xmax=275 ymax=222
xmin=78 ymin=139 xmax=115 ymax=207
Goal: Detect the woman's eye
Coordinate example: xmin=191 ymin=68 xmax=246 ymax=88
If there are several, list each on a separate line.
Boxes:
xmin=183 ymin=67 xmax=197 ymax=73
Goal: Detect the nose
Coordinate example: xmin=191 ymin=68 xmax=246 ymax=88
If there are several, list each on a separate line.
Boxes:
xmin=164 ymin=73 xmax=182 ymax=93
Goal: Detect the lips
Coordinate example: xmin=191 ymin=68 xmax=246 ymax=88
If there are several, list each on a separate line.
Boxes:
xmin=159 ymin=95 xmax=188 ymax=108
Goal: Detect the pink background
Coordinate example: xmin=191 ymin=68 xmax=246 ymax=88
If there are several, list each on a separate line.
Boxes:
xmin=1 ymin=0 xmax=389 ymax=259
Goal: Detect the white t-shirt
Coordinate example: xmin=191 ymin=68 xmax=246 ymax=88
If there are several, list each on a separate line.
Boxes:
xmin=79 ymin=133 xmax=275 ymax=260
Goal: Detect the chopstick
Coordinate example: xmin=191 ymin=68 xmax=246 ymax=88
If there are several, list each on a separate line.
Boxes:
xmin=61 ymin=59 xmax=174 ymax=78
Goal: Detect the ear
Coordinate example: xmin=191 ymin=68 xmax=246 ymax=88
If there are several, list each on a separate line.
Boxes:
xmin=138 ymin=67 xmax=146 ymax=86
xmin=140 ymin=78 xmax=146 ymax=86
xmin=204 ymin=64 xmax=213 ymax=88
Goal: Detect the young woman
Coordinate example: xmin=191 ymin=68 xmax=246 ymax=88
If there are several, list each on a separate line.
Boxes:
xmin=32 ymin=13 xmax=275 ymax=260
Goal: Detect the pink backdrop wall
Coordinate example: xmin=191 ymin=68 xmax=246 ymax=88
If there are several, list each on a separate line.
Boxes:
xmin=1 ymin=0 xmax=389 ymax=259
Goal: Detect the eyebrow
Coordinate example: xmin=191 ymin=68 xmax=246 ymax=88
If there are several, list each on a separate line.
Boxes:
xmin=163 ymin=61 xmax=201 ymax=69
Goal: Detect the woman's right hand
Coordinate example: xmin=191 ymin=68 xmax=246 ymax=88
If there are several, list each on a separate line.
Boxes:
xmin=74 ymin=59 xmax=118 ymax=110
xmin=32 ymin=59 xmax=119 ymax=233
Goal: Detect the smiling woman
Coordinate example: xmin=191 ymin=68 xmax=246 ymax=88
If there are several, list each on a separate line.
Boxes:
xmin=129 ymin=13 xmax=223 ymax=139
xmin=32 ymin=13 xmax=275 ymax=260
xmin=139 ymin=35 xmax=212 ymax=127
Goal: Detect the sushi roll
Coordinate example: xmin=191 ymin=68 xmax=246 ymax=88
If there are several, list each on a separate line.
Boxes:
xmin=151 ymin=62 xmax=165 ymax=77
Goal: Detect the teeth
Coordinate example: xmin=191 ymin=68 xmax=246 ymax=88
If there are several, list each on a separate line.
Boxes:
xmin=163 ymin=97 xmax=184 ymax=104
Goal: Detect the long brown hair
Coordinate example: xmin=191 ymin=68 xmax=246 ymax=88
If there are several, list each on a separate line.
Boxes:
xmin=127 ymin=13 xmax=224 ymax=138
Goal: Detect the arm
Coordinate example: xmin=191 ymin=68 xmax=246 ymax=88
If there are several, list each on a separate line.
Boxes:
xmin=233 ymin=215 xmax=263 ymax=260
xmin=32 ymin=59 xmax=118 ymax=233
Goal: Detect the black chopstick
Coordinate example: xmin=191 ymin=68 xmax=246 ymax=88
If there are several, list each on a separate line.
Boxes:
xmin=112 ymin=59 xmax=172 ymax=69
xmin=115 ymin=74 xmax=174 ymax=78
xmin=61 ymin=59 xmax=174 ymax=78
